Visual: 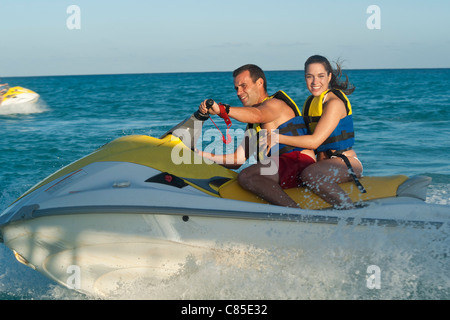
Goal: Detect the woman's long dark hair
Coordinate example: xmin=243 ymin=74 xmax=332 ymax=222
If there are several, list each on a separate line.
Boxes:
xmin=304 ymin=55 xmax=355 ymax=95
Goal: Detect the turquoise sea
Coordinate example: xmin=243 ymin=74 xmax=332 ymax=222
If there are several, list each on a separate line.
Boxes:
xmin=0 ymin=69 xmax=449 ymax=300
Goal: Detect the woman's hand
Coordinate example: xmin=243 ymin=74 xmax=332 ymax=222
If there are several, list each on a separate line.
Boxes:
xmin=258 ymin=129 xmax=279 ymax=156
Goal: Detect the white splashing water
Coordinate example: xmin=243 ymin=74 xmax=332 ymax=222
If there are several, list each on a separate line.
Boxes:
xmin=82 ymin=217 xmax=450 ymax=300
xmin=0 ymin=100 xmax=48 ymax=115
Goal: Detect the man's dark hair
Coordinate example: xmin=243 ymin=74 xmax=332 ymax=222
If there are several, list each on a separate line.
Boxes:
xmin=233 ymin=64 xmax=267 ymax=92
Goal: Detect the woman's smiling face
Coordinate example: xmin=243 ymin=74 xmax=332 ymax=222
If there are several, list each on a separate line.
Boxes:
xmin=305 ymin=63 xmax=332 ymax=97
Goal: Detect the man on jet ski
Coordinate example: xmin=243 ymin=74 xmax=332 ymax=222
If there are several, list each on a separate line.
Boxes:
xmin=0 ymin=83 xmax=8 ymax=104
xmin=197 ymin=64 xmax=316 ymax=208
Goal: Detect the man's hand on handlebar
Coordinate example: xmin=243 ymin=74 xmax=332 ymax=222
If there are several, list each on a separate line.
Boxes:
xmin=199 ymin=99 xmax=220 ymax=115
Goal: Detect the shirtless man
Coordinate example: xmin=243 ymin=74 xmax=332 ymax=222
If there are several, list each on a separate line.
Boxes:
xmin=198 ymin=64 xmax=315 ymax=207
xmin=0 ymin=83 xmax=8 ymax=104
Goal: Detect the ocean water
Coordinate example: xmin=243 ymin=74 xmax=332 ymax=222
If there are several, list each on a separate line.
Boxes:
xmin=0 ymin=69 xmax=449 ymax=300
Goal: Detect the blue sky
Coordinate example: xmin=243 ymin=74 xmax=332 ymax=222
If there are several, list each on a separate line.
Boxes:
xmin=1 ymin=0 xmax=449 ymax=77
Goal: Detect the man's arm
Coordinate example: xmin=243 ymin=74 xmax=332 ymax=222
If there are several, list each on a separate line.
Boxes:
xmin=199 ymin=99 xmax=281 ymax=124
xmin=278 ymin=97 xmax=344 ymax=150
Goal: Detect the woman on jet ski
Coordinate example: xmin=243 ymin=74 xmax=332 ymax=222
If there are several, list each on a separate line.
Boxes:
xmin=275 ymin=55 xmax=364 ymax=209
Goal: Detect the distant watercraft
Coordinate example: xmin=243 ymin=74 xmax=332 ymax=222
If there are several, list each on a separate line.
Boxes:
xmin=0 ymin=86 xmax=40 ymax=107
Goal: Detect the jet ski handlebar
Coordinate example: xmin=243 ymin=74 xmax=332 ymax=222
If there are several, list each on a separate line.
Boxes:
xmin=159 ymin=99 xmax=215 ymax=149
xmin=205 ymin=99 xmax=214 ymax=109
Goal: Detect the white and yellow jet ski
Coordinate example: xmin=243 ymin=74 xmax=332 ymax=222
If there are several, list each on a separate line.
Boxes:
xmin=0 ymin=106 xmax=448 ymax=298
xmin=0 ymin=85 xmax=40 ymax=107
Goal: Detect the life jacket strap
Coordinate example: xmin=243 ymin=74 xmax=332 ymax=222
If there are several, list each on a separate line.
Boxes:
xmin=321 ymin=130 xmax=354 ymax=146
xmin=327 ymin=150 xmax=366 ymax=194
xmin=278 ymin=122 xmax=307 ymax=135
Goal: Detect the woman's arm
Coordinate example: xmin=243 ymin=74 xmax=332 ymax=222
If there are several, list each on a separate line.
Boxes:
xmin=278 ymin=96 xmax=346 ymax=149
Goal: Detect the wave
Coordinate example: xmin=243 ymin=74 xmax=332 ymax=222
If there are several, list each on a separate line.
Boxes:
xmin=0 ymin=100 xmax=49 ymax=116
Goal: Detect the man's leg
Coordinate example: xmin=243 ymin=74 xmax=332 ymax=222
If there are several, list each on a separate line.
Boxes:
xmin=238 ymin=160 xmax=300 ymax=208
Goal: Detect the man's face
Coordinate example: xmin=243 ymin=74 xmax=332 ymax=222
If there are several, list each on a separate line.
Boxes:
xmin=234 ymin=70 xmax=263 ymax=107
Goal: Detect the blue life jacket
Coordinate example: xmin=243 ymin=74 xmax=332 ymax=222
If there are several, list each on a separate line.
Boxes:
xmin=317 ymin=114 xmax=354 ymax=152
xmin=272 ymin=116 xmax=308 ymax=155
xmin=302 ymin=89 xmax=354 ymax=153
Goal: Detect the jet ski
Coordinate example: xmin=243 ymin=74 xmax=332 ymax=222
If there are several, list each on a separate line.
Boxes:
xmin=0 ymin=103 xmax=448 ymax=297
xmin=0 ymin=85 xmax=40 ymax=107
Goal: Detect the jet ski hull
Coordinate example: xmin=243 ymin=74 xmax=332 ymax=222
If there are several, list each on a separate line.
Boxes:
xmin=2 ymin=199 xmax=447 ymax=298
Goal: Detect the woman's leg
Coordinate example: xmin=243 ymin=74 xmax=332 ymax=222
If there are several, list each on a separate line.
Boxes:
xmin=300 ymin=157 xmax=363 ymax=209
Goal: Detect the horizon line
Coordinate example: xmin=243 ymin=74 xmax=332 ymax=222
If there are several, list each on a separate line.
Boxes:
xmin=2 ymin=67 xmax=449 ymax=78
